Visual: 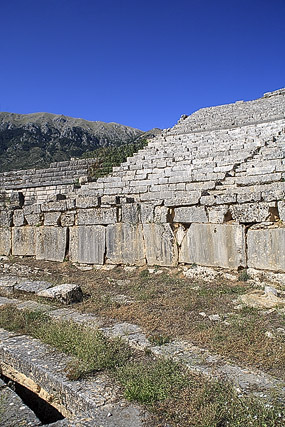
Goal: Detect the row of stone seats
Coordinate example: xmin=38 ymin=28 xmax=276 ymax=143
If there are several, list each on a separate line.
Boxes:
xmin=77 ymin=117 xmax=285 ymax=204
xmin=0 ymin=159 xmax=94 ymax=189
xmin=170 ymin=89 xmax=285 ymax=134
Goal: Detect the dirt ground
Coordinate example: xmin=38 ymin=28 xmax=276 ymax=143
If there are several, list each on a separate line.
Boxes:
xmin=2 ymin=257 xmax=285 ymax=380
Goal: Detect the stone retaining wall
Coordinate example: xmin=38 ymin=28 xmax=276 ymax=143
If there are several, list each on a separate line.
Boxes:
xmin=0 ymin=89 xmax=284 ymax=273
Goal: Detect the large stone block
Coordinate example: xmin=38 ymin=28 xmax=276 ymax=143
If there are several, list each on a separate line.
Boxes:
xmin=70 ymin=225 xmax=105 ymax=264
xmin=0 ymin=227 xmax=11 ymax=255
xmin=106 ymin=224 xmax=145 ymax=265
xmin=179 ymin=223 xmax=246 ymax=269
xmin=229 ymin=202 xmax=274 ymax=223
xmin=121 ymin=204 xmax=140 ymax=223
xmin=77 ymin=207 xmax=117 ymax=225
xmin=247 ymin=228 xmax=285 ymax=272
xmin=36 ymin=227 xmax=67 ymax=262
xmin=12 ymin=226 xmax=36 ymax=256
xmin=174 ymin=206 xmax=208 ymax=223
xmin=143 ymin=224 xmax=178 ymax=266
xmin=0 ymin=210 xmax=13 ymax=227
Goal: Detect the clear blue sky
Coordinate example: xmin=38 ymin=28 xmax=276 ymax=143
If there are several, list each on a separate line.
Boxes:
xmin=1 ymin=0 xmax=284 ymax=131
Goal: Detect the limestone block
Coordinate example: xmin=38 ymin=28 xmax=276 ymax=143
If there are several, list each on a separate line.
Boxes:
xmin=43 ymin=211 xmax=61 ymax=226
xmin=12 ymin=226 xmax=36 ymax=256
xmin=165 ymin=191 xmax=200 ymax=207
xmin=70 ymin=225 xmax=105 ymax=264
xmin=278 ymin=201 xmax=285 ymax=221
xmin=140 ymin=204 xmax=155 ymax=223
xmin=229 ymin=202 xmax=274 ymax=223
xmin=106 ymin=224 xmax=145 ymax=265
xmin=207 ymin=205 xmax=229 ymax=223
xmin=15 ymin=280 xmax=52 ymax=294
xmin=41 ymin=200 xmax=67 ymax=212
xmin=25 ymin=213 xmax=42 ymax=226
xmin=247 ymin=228 xmax=285 ymax=272
xmin=179 ymin=223 xmax=246 ymax=269
xmin=77 ymin=207 xmax=117 ymax=225
xmin=154 ymin=206 xmax=169 ymax=223
xmin=13 ymin=209 xmax=26 ymax=226
xmin=36 ymin=226 xmax=67 ymax=262
xmin=37 ymin=283 xmax=83 ymax=304
xmin=174 ymin=206 xmax=208 ymax=223
xmin=23 ymin=204 xmax=41 ymax=215
xmin=122 ymin=204 xmax=140 ymax=223
xmin=143 ymin=223 xmax=178 ymax=266
xmin=61 ymin=211 xmax=76 ymax=227
xmin=0 ymin=227 xmax=11 ymax=256
xmin=101 ymin=195 xmax=120 ymax=205
xmin=0 ymin=210 xmax=13 ymax=227
xmin=76 ymin=195 xmax=100 ymax=208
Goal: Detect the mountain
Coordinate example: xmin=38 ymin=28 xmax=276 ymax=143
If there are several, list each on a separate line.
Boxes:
xmin=0 ymin=112 xmax=159 ymax=172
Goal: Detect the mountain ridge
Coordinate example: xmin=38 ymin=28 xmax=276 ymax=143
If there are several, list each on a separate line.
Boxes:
xmin=0 ymin=112 xmax=160 ymax=172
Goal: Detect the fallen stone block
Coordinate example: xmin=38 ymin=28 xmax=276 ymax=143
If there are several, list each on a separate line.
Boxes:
xmin=36 ymin=283 xmax=83 ymax=304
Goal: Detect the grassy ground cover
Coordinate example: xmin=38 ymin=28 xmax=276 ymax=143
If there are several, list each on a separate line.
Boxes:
xmin=0 ymin=305 xmax=284 ymax=426
xmin=3 ymin=258 xmax=285 ymax=380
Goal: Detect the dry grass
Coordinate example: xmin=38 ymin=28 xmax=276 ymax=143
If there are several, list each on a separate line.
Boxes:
xmin=1 ymin=258 xmax=285 ymax=379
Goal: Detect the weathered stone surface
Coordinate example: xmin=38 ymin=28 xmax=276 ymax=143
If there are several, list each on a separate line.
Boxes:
xmin=207 ymin=205 xmax=230 ymax=223
xmin=174 ymin=206 xmax=208 ymax=223
xmin=239 ymin=290 xmax=285 ymax=309
xmin=0 ymin=227 xmax=11 ymax=256
xmin=70 ymin=225 xmax=105 ymax=264
xmin=76 ymin=195 xmax=99 ymax=208
xmin=37 ymin=283 xmax=83 ymax=304
xmin=43 ymin=211 xmax=61 ymax=226
xmin=229 ymin=202 xmax=274 ymax=223
xmin=121 ymin=203 xmax=140 ymax=223
xmin=12 ymin=226 xmax=36 ymax=256
xmin=0 ymin=277 xmax=17 ymax=296
xmin=24 ymin=213 xmax=42 ymax=226
xmin=278 ymin=201 xmax=285 ymax=221
xmin=13 ymin=209 xmax=26 ymax=226
xmin=15 ymin=280 xmax=52 ymax=294
xmin=77 ymin=207 xmax=117 ymax=225
xmin=41 ymin=200 xmax=67 ymax=212
xmin=154 ymin=206 xmax=170 ymax=223
xmin=61 ymin=211 xmax=75 ymax=227
xmin=143 ymin=223 xmax=178 ymax=266
xmin=247 ymin=228 xmax=285 ymax=272
xmin=0 ymin=210 xmax=13 ymax=227
xmin=36 ymin=226 xmax=67 ymax=262
xmin=0 ymin=379 xmax=42 ymax=426
xmin=179 ymin=223 xmax=246 ymax=269
xmin=106 ymin=224 xmax=145 ymax=265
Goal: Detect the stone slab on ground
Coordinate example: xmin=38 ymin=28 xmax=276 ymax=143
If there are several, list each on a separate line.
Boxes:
xmin=14 ymin=280 xmax=53 ymax=294
xmin=0 ymin=329 xmax=149 ymax=427
xmin=36 ymin=283 xmax=83 ymax=304
xmin=0 ymin=277 xmax=19 ymax=296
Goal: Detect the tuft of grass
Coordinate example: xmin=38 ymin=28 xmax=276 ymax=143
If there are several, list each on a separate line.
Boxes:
xmin=148 ymin=334 xmax=171 ymax=346
xmin=238 ymin=269 xmax=251 ymax=282
xmin=116 ymin=359 xmax=184 ymax=405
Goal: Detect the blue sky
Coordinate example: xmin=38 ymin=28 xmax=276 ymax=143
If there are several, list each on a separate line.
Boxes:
xmin=1 ymin=0 xmax=284 ymax=131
